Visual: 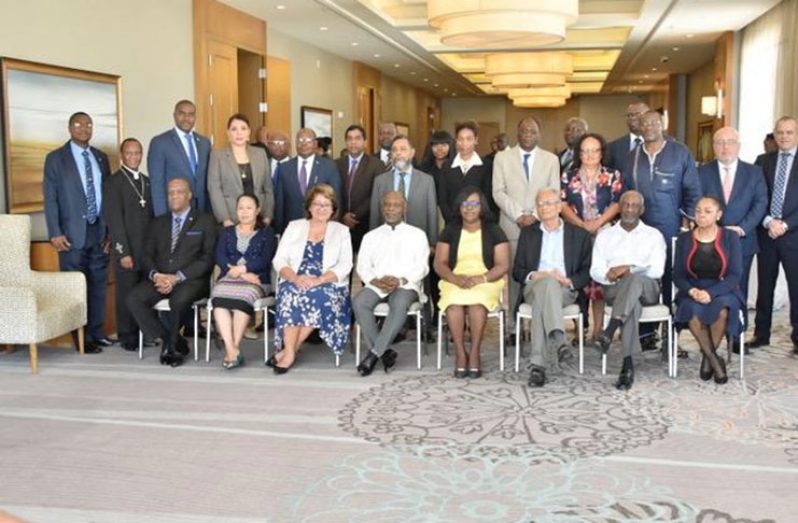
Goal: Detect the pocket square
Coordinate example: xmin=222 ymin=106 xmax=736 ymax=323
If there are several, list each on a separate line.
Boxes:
xmin=186 ymin=231 xmax=203 ymax=236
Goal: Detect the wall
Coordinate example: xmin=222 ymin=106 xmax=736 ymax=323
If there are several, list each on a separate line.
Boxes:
xmin=381 ymin=75 xmax=439 ymax=151
xmin=266 ymin=29 xmax=353 ymax=151
xmin=0 ymin=0 xmax=194 ymax=233
xmin=686 ymin=60 xmax=716 ymax=158
xmin=442 ymin=93 xmax=648 ymax=153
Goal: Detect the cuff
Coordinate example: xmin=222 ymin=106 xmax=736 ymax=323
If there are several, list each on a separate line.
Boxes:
xmin=177 ymin=271 xmax=186 ymax=282
xmin=763 ymin=216 xmax=773 ymax=228
xmin=149 ymin=270 xmax=157 ymax=282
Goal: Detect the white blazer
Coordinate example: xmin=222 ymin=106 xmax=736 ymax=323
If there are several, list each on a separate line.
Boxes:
xmin=272 ymin=219 xmax=353 ymax=286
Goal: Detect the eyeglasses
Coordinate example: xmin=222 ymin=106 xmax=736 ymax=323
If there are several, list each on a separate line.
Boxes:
xmin=640 ymin=120 xmax=662 ymax=128
xmin=268 ymin=140 xmax=286 ymax=146
xmin=311 ymin=202 xmax=332 ymax=209
xmin=71 ymin=122 xmax=93 ymax=128
xmin=460 ymin=201 xmax=481 ymax=208
xmin=297 ymin=138 xmax=315 ymax=144
xmin=626 ymin=112 xmax=645 ymax=118
xmin=536 ymin=199 xmax=560 ymax=207
xmin=713 ymin=139 xmax=739 ymax=146
xmin=580 ymin=148 xmax=601 ymax=155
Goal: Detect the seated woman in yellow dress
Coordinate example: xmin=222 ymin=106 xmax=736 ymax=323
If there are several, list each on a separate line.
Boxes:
xmin=434 ymin=186 xmax=510 ymax=379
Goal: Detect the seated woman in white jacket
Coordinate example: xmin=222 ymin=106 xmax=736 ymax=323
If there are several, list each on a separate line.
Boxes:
xmin=269 ymin=184 xmax=353 ymax=373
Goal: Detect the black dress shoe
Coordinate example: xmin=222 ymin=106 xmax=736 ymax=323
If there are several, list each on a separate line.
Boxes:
xmin=640 ymin=335 xmax=659 ymax=352
xmin=594 ymin=335 xmax=611 ymax=355
xmin=381 ymin=349 xmax=398 ymax=372
xmin=143 ymin=338 xmax=158 ymax=347
xmin=615 ymin=360 xmax=634 ymax=391
xmin=265 ymin=354 xmax=278 ymax=368
xmin=120 ymin=343 xmax=138 ymax=352
xmin=714 ymin=358 xmax=728 ymax=385
xmin=699 ymin=354 xmax=713 ymax=381
xmin=556 ymin=344 xmax=574 ymax=363
xmin=792 ymin=344 xmax=798 ymax=355
xmin=82 ymin=342 xmax=103 ymax=354
xmin=159 ymin=346 xmax=173 ymax=365
xmin=747 ymin=337 xmax=769 ymax=349
xmin=92 ymin=337 xmax=115 ymax=347
xmin=169 ymin=353 xmax=185 ymax=367
xmin=731 ymin=338 xmax=749 ymax=355
xmin=175 ymin=337 xmax=189 ymax=356
xmin=528 ymin=366 xmax=546 ymax=387
xmin=357 ymin=352 xmax=380 ymax=376
xmin=273 ymin=364 xmax=291 ymax=375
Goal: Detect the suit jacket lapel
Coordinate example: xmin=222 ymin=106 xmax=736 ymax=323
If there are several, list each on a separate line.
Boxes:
xmin=174 ymin=210 xmax=197 ymax=252
xmin=170 ymin=129 xmax=193 ymax=173
xmin=224 ymin=148 xmax=244 ymax=191
xmin=61 ymin=142 xmax=88 ymax=204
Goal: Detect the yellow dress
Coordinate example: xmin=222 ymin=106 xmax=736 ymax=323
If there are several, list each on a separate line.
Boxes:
xmin=438 ymin=228 xmax=504 ymax=311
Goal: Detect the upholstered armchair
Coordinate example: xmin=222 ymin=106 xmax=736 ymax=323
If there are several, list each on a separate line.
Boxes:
xmin=0 ymin=214 xmax=86 ymax=373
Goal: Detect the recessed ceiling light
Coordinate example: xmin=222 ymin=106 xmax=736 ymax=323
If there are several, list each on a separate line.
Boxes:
xmin=644 ymin=74 xmax=649 ymax=78
xmin=638 ymin=80 xmax=644 ymax=84
xmin=672 ymin=46 xmax=680 ymax=51
xmin=351 ymin=42 xmax=359 ymax=46
xmin=276 ymin=4 xmax=286 ymax=9
xmin=443 ymin=88 xmax=448 ymax=92
xmin=652 ymin=67 xmax=657 ymax=71
xmin=452 ymin=93 xmax=457 ymax=96
xmin=686 ymin=34 xmax=694 ymax=38
xmin=373 ymin=53 xmax=380 ymax=58
xmin=394 ymin=63 xmax=400 ymax=68
xmin=410 ymin=71 xmax=416 ymax=75
xmin=423 ymin=78 xmax=429 ymax=82
xmin=320 ymin=26 xmax=328 ymax=31
xmin=433 ymin=83 xmax=439 ymax=87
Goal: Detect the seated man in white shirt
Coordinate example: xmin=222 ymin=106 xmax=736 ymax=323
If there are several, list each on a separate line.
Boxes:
xmin=590 ymin=190 xmax=666 ymax=390
xmin=514 ymin=188 xmax=592 ymax=387
xmin=354 ymin=191 xmax=430 ymax=376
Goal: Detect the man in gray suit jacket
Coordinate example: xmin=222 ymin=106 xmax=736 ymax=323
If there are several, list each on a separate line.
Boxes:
xmin=147 ymin=100 xmax=212 ymax=216
xmin=370 ymin=135 xmax=438 ymax=248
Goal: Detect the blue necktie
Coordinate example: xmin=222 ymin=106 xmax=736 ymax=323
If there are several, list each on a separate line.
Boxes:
xmin=171 ymin=215 xmax=182 ymax=253
xmin=523 ymin=153 xmax=531 ymax=181
xmin=185 ymin=133 xmax=197 ymax=175
xmin=82 ymin=150 xmax=98 ymax=224
xmin=771 ymin=152 xmax=791 ymax=218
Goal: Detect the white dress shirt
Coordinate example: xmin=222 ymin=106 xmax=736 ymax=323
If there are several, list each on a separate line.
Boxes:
xmin=357 ymin=222 xmax=430 ymax=298
xmin=590 ymin=221 xmax=666 ymax=285
xmin=451 ymin=152 xmax=484 ymax=173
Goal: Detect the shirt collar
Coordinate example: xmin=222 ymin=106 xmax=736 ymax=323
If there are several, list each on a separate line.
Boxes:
xmin=349 ymin=153 xmax=364 ymax=163
xmin=718 ymin=158 xmax=738 ymax=173
xmin=172 ymin=207 xmax=191 ymax=222
xmin=540 ymin=218 xmax=564 ymax=234
xmin=630 ymin=133 xmax=643 ymax=144
xmin=298 ymin=154 xmax=315 ymax=165
xmin=121 ymin=164 xmax=142 ymax=179
xmin=394 ymin=166 xmax=413 ymax=176
xmin=519 ymin=146 xmax=536 ymax=161
xmin=451 ymin=152 xmax=483 ymax=168
xmin=780 ymin=147 xmax=798 ymax=157
xmin=70 ymin=140 xmax=89 ymax=153
xmin=175 ymin=126 xmax=194 ymax=138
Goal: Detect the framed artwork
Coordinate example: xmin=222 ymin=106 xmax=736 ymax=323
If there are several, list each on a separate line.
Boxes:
xmin=696 ymin=120 xmax=715 ymax=164
xmin=300 ymin=105 xmax=333 ymax=152
xmin=0 ymin=58 xmax=121 ymax=213
xmin=395 ymin=122 xmax=409 ymax=137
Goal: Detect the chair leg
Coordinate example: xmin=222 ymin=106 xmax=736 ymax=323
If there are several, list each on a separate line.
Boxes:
xmin=355 ymin=324 xmax=361 ymax=366
xmin=672 ymin=322 xmax=679 ymax=378
xmin=78 ymin=327 xmax=85 ymax=356
xmin=335 ymin=354 xmax=340 ymax=368
xmin=499 ymin=311 xmax=505 ymax=372
xmin=193 ymin=305 xmax=199 ymax=362
xmin=578 ymin=313 xmax=584 ymax=375
xmin=416 ymin=311 xmax=422 ymax=370
xmin=206 ymin=304 xmax=213 ymax=363
xmin=264 ymin=309 xmax=270 ymax=364
xmin=29 ymin=343 xmax=38 ymax=374
xmin=437 ymin=311 xmax=444 ymax=370
xmin=138 ymin=330 xmax=143 ymax=360
xmin=514 ymin=313 xmax=521 ymax=373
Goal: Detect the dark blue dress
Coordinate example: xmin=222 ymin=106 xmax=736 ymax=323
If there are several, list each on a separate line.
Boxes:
xmin=274 ymin=241 xmax=352 ymax=354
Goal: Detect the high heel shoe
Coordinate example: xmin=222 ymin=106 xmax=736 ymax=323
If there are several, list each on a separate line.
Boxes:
xmin=223 ymin=353 xmax=245 ymax=370
xmin=357 ymin=352 xmax=380 ymax=376
xmin=381 ymin=349 xmax=397 ymax=373
xmin=273 ymin=364 xmax=291 ymax=375
xmin=265 ymin=353 xmax=278 ymax=368
xmin=454 ymin=368 xmax=468 ymax=379
xmin=468 ymin=368 xmax=482 ymax=379
xmin=699 ymin=354 xmax=713 ymax=381
xmin=714 ymin=358 xmax=728 ymax=385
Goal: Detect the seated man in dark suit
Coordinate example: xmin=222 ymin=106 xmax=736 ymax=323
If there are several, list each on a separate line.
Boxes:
xmin=697 ymin=126 xmax=767 ymax=352
xmin=126 ymin=178 xmax=216 ymax=367
xmin=514 ymin=188 xmax=592 ymax=387
xmin=273 ymin=127 xmax=341 ymax=233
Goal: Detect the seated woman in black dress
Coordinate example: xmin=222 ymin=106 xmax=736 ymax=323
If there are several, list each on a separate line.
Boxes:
xmin=211 ymin=194 xmax=276 ymax=368
xmin=673 ymin=195 xmax=744 ymax=384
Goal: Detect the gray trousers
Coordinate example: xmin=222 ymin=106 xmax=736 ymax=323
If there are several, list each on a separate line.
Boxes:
xmin=603 ymin=274 xmax=660 ymax=357
xmin=353 ymin=287 xmax=418 ymax=356
xmin=523 ymin=277 xmax=577 ymax=368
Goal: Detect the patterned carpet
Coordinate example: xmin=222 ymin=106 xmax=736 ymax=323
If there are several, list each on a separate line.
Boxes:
xmin=1 ymin=311 xmax=797 ymax=523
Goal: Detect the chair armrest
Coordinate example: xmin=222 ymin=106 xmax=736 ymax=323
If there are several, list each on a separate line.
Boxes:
xmin=30 ymin=270 xmax=86 ymax=299
xmin=0 ymin=286 xmax=36 ymax=343
xmin=0 ymin=286 xmax=36 ymax=312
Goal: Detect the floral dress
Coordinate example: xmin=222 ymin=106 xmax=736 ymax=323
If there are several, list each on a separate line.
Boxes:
xmin=274 ymin=241 xmax=352 ymax=354
xmin=561 ymin=166 xmax=623 ymax=300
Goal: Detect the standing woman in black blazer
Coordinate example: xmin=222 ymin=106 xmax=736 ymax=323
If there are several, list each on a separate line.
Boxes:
xmin=419 ymin=130 xmax=456 ymax=191
xmin=437 ymin=121 xmax=497 ymax=225
xmin=207 ymin=113 xmax=274 ymax=227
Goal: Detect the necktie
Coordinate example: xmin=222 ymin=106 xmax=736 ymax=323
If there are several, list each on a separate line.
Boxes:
xmin=633 ymin=137 xmax=642 ymax=150
xmin=171 ymin=215 xmax=182 ymax=253
xmin=523 ymin=153 xmax=531 ymax=181
xmin=722 ymin=166 xmax=733 ymax=202
xmin=561 ymin=149 xmax=572 ymax=168
xmin=772 ymin=152 xmax=791 ymax=218
xmin=299 ymin=160 xmax=308 ymax=195
xmin=398 ymin=172 xmax=407 ymax=196
xmin=185 ymin=133 xmax=197 ymax=175
xmin=348 ymin=158 xmax=359 ymax=202
xmin=461 ymin=162 xmax=470 ymax=175
xmin=82 ymin=150 xmax=98 ymax=224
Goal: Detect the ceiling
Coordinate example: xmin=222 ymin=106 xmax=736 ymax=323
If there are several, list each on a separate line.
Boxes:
xmin=222 ymin=0 xmax=781 ymax=102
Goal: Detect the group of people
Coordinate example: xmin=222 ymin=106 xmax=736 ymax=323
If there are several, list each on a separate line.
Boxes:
xmin=43 ymin=97 xmax=798 ymax=389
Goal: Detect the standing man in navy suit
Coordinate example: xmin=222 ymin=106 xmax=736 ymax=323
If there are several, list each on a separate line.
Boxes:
xmin=752 ymin=116 xmax=798 ymax=353
xmin=698 ymin=127 xmax=767 ymax=352
xmin=147 ymin=100 xmax=212 ymax=216
xmin=606 ymin=101 xmax=648 ymax=176
xmin=274 ymin=128 xmax=341 ymax=233
xmin=43 ymin=112 xmax=112 ymax=352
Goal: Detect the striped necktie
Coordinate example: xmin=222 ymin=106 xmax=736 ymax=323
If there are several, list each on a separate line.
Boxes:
xmin=171 ymin=215 xmax=182 ymax=253
xmin=82 ymin=150 xmax=98 ymax=224
xmin=771 ymin=152 xmax=791 ymax=218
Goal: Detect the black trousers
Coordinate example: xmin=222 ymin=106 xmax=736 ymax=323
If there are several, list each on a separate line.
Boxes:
xmin=126 ymin=278 xmax=209 ymax=348
xmin=755 ymin=229 xmax=798 ymax=343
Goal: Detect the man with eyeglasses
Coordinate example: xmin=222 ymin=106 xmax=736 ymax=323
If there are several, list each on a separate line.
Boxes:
xmin=147 ymin=100 xmax=212 ymax=216
xmin=591 ymin=191 xmax=667 ymax=390
xmin=697 ymin=127 xmax=767 ymax=353
xmin=274 ymin=128 xmax=341 ymax=233
xmin=624 ymin=110 xmax=702 ymax=356
xmin=752 ymin=116 xmax=798 ymax=354
xmin=606 ymin=101 xmax=648 ymax=176
xmin=43 ymin=111 xmax=113 ymax=352
xmin=514 ymin=188 xmax=592 ymax=387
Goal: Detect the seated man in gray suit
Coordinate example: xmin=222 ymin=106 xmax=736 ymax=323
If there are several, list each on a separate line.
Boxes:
xmin=514 ymin=188 xmax=592 ymax=387
xmin=354 ymin=191 xmax=430 ymax=376
xmin=370 ymin=135 xmax=438 ymax=248
xmin=147 ymin=100 xmax=212 ymax=216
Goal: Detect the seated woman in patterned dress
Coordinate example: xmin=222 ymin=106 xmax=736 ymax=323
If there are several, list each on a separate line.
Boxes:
xmin=210 ymin=193 xmax=276 ymax=369
xmin=434 ymin=186 xmax=510 ymax=379
xmin=270 ymin=184 xmax=353 ymax=374
xmin=673 ymin=195 xmax=744 ymax=385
